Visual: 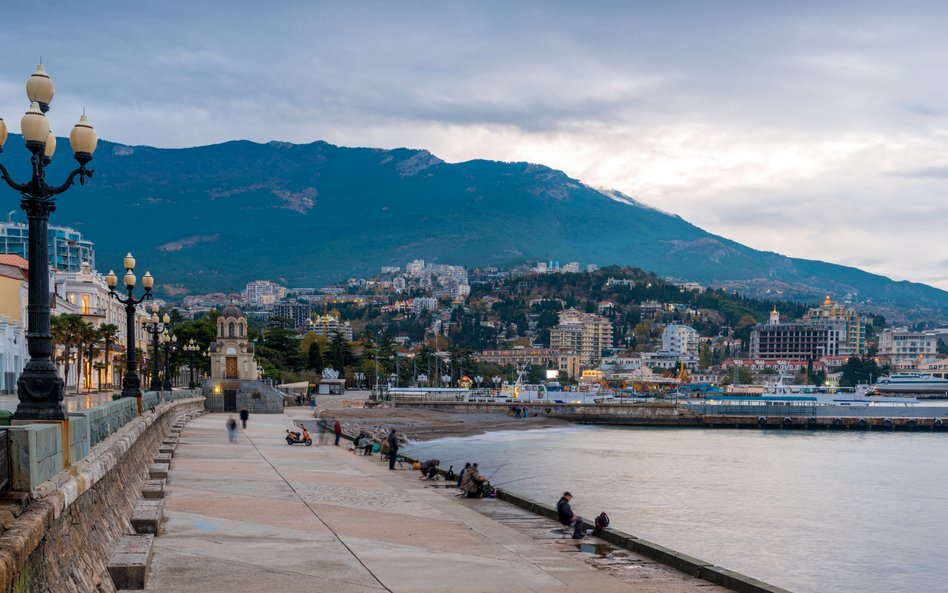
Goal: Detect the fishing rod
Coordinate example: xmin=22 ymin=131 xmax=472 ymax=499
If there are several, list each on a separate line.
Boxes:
xmin=493 ymin=474 xmax=542 ymax=487
xmin=486 ymin=461 xmax=511 ymax=481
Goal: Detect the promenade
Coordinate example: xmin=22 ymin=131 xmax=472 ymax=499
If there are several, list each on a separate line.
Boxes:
xmin=145 ymin=409 xmax=726 ymax=593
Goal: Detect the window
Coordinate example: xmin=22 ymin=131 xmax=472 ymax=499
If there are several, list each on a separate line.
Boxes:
xmin=229 ymin=322 xmax=235 ymax=338
xmin=81 ymin=295 xmax=90 ymax=315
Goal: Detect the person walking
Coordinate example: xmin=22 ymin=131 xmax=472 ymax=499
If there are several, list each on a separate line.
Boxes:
xmin=239 ymin=408 xmax=249 ymax=429
xmin=333 ymin=418 xmax=342 ymax=446
xmin=387 ymin=429 xmax=400 ymax=470
xmin=309 ymin=396 xmax=316 ymax=413
xmin=226 ymin=416 xmax=238 ymax=444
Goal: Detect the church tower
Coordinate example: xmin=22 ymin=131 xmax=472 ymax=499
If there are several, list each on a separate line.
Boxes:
xmin=769 ymin=305 xmax=779 ymax=325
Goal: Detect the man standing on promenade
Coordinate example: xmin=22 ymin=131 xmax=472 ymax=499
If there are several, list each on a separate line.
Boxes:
xmin=226 ymin=416 xmax=238 ymax=444
xmin=333 ymin=418 xmax=342 ymax=446
xmin=387 ymin=429 xmax=400 ymax=470
xmin=239 ymin=408 xmax=249 ymax=429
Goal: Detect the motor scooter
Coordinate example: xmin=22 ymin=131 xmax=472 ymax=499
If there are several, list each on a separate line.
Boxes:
xmin=286 ymin=427 xmax=312 ymax=446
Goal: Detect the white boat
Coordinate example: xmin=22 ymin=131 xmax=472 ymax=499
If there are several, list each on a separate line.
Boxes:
xmin=872 ymin=373 xmax=948 ymax=395
xmin=759 ymin=383 xmax=918 ymax=406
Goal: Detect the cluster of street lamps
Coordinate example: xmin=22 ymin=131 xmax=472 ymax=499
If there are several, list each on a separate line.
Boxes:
xmin=0 ymin=64 xmax=98 ymax=421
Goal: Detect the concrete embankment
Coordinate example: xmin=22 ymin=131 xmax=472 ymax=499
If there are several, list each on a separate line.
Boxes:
xmin=0 ymin=393 xmax=203 ymax=593
xmin=393 ymin=400 xmax=948 ymax=431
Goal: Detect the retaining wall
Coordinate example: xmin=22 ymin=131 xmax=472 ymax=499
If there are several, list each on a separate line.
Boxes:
xmin=0 ymin=395 xmax=205 ymax=593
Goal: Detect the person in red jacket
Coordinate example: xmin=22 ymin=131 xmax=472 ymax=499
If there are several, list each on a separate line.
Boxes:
xmin=333 ymin=419 xmax=342 ymax=446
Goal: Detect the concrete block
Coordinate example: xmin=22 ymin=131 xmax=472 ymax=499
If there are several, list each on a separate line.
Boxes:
xmin=142 ymin=479 xmax=166 ymax=500
xmin=700 ymin=565 xmax=794 ymax=593
xmin=67 ymin=414 xmax=91 ymax=464
xmin=158 ymin=444 xmax=175 ymax=455
xmin=153 ymin=452 xmax=172 ymax=464
xmin=8 ymin=424 xmax=63 ymax=492
xmin=148 ymin=463 xmax=169 ymax=479
xmin=130 ymin=499 xmax=164 ymax=534
xmin=107 ymin=534 xmax=154 ymax=589
xmin=631 ymin=538 xmax=712 ymax=577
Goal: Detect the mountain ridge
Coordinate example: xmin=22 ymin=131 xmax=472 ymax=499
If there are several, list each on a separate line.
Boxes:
xmin=2 ymin=134 xmax=945 ymax=319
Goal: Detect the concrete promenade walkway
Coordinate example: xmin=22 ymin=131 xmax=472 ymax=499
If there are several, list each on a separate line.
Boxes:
xmin=146 ymin=411 xmax=725 ymax=593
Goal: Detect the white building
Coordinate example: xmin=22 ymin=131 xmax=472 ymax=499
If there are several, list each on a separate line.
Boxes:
xmin=412 ymin=297 xmax=439 ymax=314
xmin=406 ymin=259 xmax=426 ymax=277
xmin=242 ymin=280 xmax=286 ymax=305
xmin=878 ymin=329 xmax=938 ymax=361
xmin=662 ymin=324 xmax=699 ymax=358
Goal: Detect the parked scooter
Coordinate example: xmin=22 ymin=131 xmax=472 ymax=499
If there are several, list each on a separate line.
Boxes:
xmin=286 ymin=427 xmax=312 ymax=446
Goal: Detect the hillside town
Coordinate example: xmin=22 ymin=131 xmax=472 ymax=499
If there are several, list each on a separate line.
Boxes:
xmin=3 ymin=218 xmax=948 ymax=397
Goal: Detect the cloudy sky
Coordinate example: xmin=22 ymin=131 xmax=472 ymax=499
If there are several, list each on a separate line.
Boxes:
xmin=2 ymin=2 xmax=946 ymax=288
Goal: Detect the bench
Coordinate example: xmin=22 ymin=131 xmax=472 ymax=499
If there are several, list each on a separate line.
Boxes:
xmin=148 ymin=463 xmax=170 ymax=479
xmin=142 ymin=479 xmax=166 ymax=499
xmin=153 ymin=452 xmax=172 ymax=464
xmin=131 ymin=499 xmax=164 ymax=534
xmin=107 ymin=534 xmax=154 ymax=589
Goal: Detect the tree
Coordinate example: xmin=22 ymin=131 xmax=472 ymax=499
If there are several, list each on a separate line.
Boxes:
xmin=839 ymin=356 xmax=888 ymax=387
xmin=307 ymin=341 xmax=324 ymax=372
xmin=73 ymin=320 xmax=97 ymax=394
xmin=326 ymin=331 xmax=355 ymax=372
xmin=721 ymin=365 xmax=754 ymax=385
xmin=98 ymin=323 xmax=119 ymax=389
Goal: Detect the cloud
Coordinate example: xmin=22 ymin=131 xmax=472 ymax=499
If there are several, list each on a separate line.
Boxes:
xmin=1 ymin=1 xmax=947 ymax=289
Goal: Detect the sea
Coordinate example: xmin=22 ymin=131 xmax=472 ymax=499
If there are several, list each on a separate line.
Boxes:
xmin=407 ymin=425 xmax=948 ymax=593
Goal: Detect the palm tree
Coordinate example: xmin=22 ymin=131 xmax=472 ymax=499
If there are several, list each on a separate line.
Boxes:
xmin=93 ymin=361 xmax=107 ymax=390
xmin=98 ymin=323 xmax=119 ymax=389
xmin=74 ymin=320 xmax=97 ymax=394
xmin=51 ymin=314 xmax=83 ymax=389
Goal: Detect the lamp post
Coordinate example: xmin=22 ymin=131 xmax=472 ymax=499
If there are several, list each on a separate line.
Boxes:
xmin=183 ymin=339 xmax=200 ymax=389
xmin=141 ymin=305 xmax=170 ymax=391
xmin=1 ymin=65 xmax=98 ymax=421
xmin=105 ymin=255 xmax=154 ymax=401
xmin=492 ymin=375 xmax=502 ymax=394
xmin=162 ymin=332 xmax=176 ymax=391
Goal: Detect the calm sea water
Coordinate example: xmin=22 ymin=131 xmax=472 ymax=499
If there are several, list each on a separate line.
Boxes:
xmin=407 ymin=426 xmax=948 ymax=593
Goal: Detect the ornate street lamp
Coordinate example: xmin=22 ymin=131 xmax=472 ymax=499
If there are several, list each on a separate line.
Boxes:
xmin=141 ymin=307 xmax=171 ymax=391
xmin=1 ymin=64 xmax=98 ymax=421
xmin=162 ymin=333 xmax=177 ymax=391
xmin=183 ymin=339 xmax=200 ymax=389
xmin=105 ymin=254 xmax=154 ymax=401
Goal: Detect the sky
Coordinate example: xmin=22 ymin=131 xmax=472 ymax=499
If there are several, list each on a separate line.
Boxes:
xmin=1 ymin=1 xmax=946 ymax=288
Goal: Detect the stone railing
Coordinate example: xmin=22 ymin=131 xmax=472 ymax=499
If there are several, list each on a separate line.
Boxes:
xmin=0 ymin=391 xmax=204 ymax=593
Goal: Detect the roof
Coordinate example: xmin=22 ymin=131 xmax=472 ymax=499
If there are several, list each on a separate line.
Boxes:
xmin=0 ymin=255 xmax=28 ymax=269
xmin=220 ymin=304 xmax=244 ymax=319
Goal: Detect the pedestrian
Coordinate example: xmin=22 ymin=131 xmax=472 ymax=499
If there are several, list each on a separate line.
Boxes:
xmin=387 ymin=428 xmax=400 ymax=470
xmin=333 ymin=418 xmax=342 ymax=446
xmin=309 ymin=396 xmax=316 ymax=413
xmin=239 ymin=408 xmax=249 ymax=429
xmin=226 ymin=416 xmax=237 ymax=444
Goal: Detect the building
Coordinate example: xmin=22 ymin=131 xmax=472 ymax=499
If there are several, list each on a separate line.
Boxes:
xmin=662 ymin=324 xmax=699 ymax=358
xmin=412 ymin=297 xmax=438 ymax=314
xmin=406 ymin=259 xmax=426 ymax=277
xmin=0 ymin=219 xmax=95 ymax=272
xmin=242 ymin=280 xmax=287 ymax=305
xmin=0 ymin=256 xmax=28 ymax=394
xmin=803 ymin=296 xmax=865 ymax=356
xmin=549 ymin=309 xmax=613 ymax=365
xmin=310 ymin=315 xmax=353 ymax=341
xmin=272 ymin=301 xmax=313 ymax=331
xmin=750 ymin=322 xmax=844 ymax=359
xmin=473 ymin=348 xmax=581 ymax=378
xmin=878 ymin=329 xmax=938 ymax=361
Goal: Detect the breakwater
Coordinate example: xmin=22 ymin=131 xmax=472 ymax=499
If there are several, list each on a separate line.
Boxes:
xmin=392 ymin=400 xmax=948 ymax=431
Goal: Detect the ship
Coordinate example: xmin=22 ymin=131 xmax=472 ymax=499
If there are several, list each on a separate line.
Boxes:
xmin=872 ymin=373 xmax=948 ymax=395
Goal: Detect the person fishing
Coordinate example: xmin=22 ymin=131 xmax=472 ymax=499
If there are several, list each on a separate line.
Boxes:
xmin=460 ymin=463 xmax=488 ymax=498
xmin=557 ymin=492 xmax=585 ymax=539
xmin=387 ymin=429 xmax=400 ymax=470
xmin=419 ymin=459 xmax=440 ymax=480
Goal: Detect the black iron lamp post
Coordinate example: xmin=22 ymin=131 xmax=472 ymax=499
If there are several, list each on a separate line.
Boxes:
xmin=105 ymin=254 xmax=154 ymax=401
xmin=183 ymin=339 xmax=200 ymax=389
xmin=0 ymin=65 xmax=98 ymax=421
xmin=161 ymin=332 xmax=176 ymax=391
xmin=141 ymin=306 xmax=170 ymax=391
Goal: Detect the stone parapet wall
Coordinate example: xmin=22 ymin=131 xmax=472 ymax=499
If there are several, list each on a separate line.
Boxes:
xmin=0 ymin=396 xmax=205 ymax=593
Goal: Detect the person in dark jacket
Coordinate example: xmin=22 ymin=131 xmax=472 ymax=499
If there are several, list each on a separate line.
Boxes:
xmin=333 ymin=419 xmax=342 ymax=446
xmin=457 ymin=462 xmax=471 ymax=488
xmin=557 ymin=492 xmax=584 ymax=538
xmin=419 ymin=459 xmax=440 ymax=480
xmin=239 ymin=408 xmax=249 ymax=429
xmin=387 ymin=429 xmax=400 ymax=470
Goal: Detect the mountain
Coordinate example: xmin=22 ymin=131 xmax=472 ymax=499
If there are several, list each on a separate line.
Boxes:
xmin=4 ymin=135 xmax=947 ymax=318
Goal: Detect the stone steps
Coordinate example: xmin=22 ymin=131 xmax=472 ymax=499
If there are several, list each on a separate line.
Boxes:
xmin=107 ymin=534 xmax=154 ymax=590
xmin=148 ymin=463 xmax=169 ymax=480
xmin=130 ymin=499 xmax=164 ymax=535
xmin=142 ymin=479 xmax=166 ymax=500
